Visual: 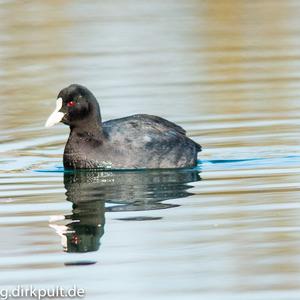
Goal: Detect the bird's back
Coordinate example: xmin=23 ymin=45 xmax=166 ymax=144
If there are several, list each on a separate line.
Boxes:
xmin=102 ymin=114 xmax=201 ymax=169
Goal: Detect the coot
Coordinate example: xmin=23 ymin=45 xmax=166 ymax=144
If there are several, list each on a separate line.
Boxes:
xmin=45 ymin=84 xmax=201 ymax=169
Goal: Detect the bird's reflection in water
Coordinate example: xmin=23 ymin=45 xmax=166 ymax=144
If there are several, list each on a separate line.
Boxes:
xmin=51 ymin=169 xmax=201 ymax=253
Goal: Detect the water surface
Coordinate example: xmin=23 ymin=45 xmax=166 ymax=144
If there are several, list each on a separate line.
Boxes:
xmin=1 ymin=1 xmax=300 ymax=299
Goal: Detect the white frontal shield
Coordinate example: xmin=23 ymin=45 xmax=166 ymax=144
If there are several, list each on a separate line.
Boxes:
xmin=45 ymin=98 xmax=65 ymax=128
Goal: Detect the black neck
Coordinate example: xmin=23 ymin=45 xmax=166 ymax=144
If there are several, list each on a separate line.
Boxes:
xmin=70 ymin=117 xmax=104 ymax=140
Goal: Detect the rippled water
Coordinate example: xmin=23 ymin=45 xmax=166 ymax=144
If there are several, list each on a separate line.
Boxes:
xmin=1 ymin=1 xmax=300 ymax=299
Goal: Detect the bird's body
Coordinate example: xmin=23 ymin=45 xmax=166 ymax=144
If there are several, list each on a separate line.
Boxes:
xmin=64 ymin=114 xmax=201 ymax=169
xmin=45 ymin=84 xmax=201 ymax=170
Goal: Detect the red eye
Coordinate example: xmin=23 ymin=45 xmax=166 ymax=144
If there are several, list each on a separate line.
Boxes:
xmin=67 ymin=101 xmax=76 ymax=107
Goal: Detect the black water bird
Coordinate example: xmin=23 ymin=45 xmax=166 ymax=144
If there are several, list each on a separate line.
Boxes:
xmin=45 ymin=84 xmax=201 ymax=169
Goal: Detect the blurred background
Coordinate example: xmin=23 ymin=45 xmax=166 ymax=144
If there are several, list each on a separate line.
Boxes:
xmin=1 ymin=0 xmax=300 ymax=167
xmin=1 ymin=1 xmax=300 ymax=299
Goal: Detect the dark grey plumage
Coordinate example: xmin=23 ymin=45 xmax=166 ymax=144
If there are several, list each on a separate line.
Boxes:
xmin=49 ymin=84 xmax=201 ymax=170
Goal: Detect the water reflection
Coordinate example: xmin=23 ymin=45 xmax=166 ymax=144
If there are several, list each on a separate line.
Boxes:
xmin=51 ymin=169 xmax=200 ymax=253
